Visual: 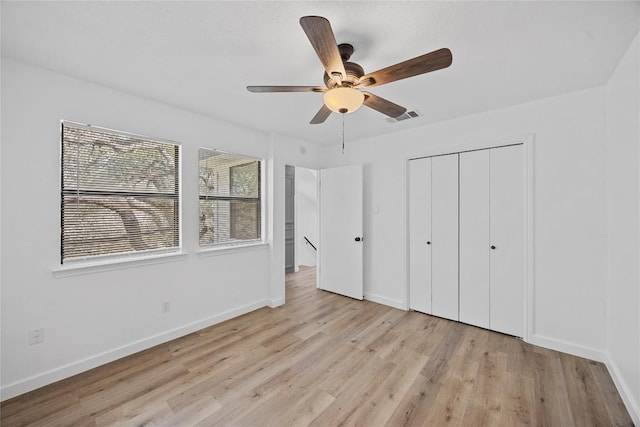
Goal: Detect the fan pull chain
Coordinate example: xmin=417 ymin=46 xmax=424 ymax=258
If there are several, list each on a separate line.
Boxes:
xmin=342 ymin=113 xmax=345 ymax=154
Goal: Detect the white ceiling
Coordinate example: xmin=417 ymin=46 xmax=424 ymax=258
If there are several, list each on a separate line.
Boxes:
xmin=2 ymin=1 xmax=639 ymax=146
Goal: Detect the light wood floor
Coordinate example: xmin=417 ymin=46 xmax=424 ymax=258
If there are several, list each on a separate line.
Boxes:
xmin=1 ymin=266 xmax=633 ymax=426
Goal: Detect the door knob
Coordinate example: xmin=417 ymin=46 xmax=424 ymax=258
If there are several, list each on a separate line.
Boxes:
xmin=355 ymin=237 xmax=362 ymax=242
xmin=426 ymin=241 xmax=431 ymax=245
xmin=491 ymin=245 xmax=496 ymax=250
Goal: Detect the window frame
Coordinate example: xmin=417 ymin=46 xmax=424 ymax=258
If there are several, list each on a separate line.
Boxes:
xmin=59 ymin=120 xmax=183 ymax=267
xmin=198 ymin=147 xmax=265 ymax=250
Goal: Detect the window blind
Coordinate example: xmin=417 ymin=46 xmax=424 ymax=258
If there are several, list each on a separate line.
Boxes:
xmin=199 ymin=148 xmax=262 ymax=246
xmin=61 ymin=122 xmax=180 ymax=263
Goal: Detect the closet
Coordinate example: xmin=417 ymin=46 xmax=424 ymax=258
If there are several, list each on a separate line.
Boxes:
xmin=408 ymin=144 xmax=524 ymax=337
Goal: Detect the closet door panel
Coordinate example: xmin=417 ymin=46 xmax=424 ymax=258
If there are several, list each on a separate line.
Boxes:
xmin=490 ymin=145 xmax=524 ymax=337
xmin=459 ymin=150 xmax=490 ymax=329
xmin=408 ymin=158 xmax=432 ymax=314
xmin=431 ymin=154 xmax=459 ymax=321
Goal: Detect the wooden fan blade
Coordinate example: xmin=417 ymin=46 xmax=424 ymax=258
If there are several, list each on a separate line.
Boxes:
xmin=362 ymin=92 xmax=407 ymax=118
xmin=357 ymin=48 xmax=452 ymax=88
xmin=247 ymin=86 xmax=326 ymax=93
xmin=310 ymin=104 xmax=332 ymax=124
xmin=300 ymin=16 xmax=346 ymax=82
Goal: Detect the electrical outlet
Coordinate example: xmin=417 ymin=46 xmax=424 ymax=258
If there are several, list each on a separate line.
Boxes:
xmin=29 ymin=328 xmax=44 ymax=345
xmin=161 ymin=301 xmax=171 ymax=313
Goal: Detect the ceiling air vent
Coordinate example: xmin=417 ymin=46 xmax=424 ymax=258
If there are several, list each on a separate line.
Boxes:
xmin=386 ymin=110 xmax=422 ymax=123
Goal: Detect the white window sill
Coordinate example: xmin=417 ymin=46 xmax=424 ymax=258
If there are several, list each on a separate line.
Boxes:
xmin=53 ymin=251 xmax=188 ymax=278
xmin=196 ymin=242 xmax=269 ymax=257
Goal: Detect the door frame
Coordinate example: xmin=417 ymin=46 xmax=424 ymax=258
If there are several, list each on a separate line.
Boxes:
xmin=405 ymin=133 xmax=534 ymax=343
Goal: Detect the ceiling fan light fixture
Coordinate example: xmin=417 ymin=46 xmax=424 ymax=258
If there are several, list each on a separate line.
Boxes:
xmin=323 ymin=87 xmax=365 ymax=114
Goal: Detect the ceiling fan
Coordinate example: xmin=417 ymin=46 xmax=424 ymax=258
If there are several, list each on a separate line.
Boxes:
xmin=247 ymin=16 xmax=453 ymax=124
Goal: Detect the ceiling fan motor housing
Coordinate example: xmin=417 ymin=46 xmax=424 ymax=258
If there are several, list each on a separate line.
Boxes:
xmin=322 ymin=43 xmax=364 ymax=88
xmin=324 ymin=61 xmax=365 ymax=88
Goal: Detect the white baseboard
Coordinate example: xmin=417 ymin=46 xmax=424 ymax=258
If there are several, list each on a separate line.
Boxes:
xmin=268 ymin=296 xmax=284 ymax=308
xmin=364 ymin=292 xmax=407 ymax=310
xmin=604 ymin=352 xmax=640 ymax=425
xmin=0 ymin=299 xmax=269 ymax=401
xmin=530 ymin=334 xmax=606 ymax=362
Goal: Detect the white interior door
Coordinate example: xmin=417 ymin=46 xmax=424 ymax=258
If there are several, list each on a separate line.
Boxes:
xmin=318 ymin=164 xmax=363 ymax=300
xmin=409 ymin=158 xmax=432 ymax=314
xmin=459 ymin=150 xmax=491 ymax=329
xmin=490 ymin=145 xmax=524 ymax=337
xmin=431 ymin=154 xmax=459 ymax=321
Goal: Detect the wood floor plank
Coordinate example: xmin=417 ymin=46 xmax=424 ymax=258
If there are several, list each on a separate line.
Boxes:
xmin=157 ymin=394 xmax=222 ymax=426
xmin=94 ymin=400 xmax=173 ymax=426
xmin=165 ymin=341 xmax=273 ymax=412
xmin=269 ymin=388 xmax=335 ymax=427
xmin=196 ymin=330 xmax=348 ymax=425
xmin=79 ymin=363 xmax=188 ymax=419
xmin=462 ymin=336 xmax=511 ymax=427
xmin=1 ymin=266 xmax=633 ymax=426
xmin=4 ymin=400 xmax=90 ymax=427
xmin=351 ymin=310 xmax=407 ymax=356
xmin=229 ymin=342 xmax=349 ymax=426
xmin=424 ymin=356 xmax=479 ymax=426
xmin=420 ymin=320 xmax=467 ymax=384
xmin=424 ymin=328 xmax=486 ymax=426
xmin=588 ymin=360 xmax=635 ymax=427
xmin=196 ymin=331 xmax=335 ymax=408
xmin=384 ymin=373 xmax=443 ymax=426
xmin=533 ymin=350 xmax=576 ymax=426
xmin=92 ymin=351 xmax=241 ymax=425
xmin=194 ymin=378 xmax=291 ymax=426
xmin=335 ymin=348 xmax=428 ymax=426
xmin=290 ymin=296 xmax=358 ymax=340
xmin=0 ymin=391 xmax=80 ymax=426
xmin=309 ymin=341 xmax=373 ymax=396
xmin=561 ymin=353 xmax=621 ymax=427
xmin=307 ymin=354 xmax=396 ymax=426
xmin=109 ymin=402 xmax=174 ymax=427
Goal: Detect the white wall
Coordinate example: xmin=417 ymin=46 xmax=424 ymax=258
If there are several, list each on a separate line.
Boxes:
xmin=606 ymin=33 xmax=640 ymax=424
xmin=327 ymin=86 xmax=609 ymax=357
xmin=0 ymin=59 xmax=327 ymax=399
xmin=295 ymin=167 xmax=318 ymax=268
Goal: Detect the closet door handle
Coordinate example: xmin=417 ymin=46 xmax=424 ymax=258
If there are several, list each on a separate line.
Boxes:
xmin=426 ymin=241 xmax=431 ymax=245
xmin=490 ymin=245 xmax=496 ymax=250
xmin=355 ymin=237 xmax=362 ymax=242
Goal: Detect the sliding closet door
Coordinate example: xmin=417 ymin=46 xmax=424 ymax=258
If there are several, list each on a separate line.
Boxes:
xmin=431 ymin=154 xmax=459 ymax=321
xmin=459 ymin=150 xmax=490 ymax=329
xmin=408 ymin=158 xmax=432 ymax=314
xmin=490 ymin=145 xmax=524 ymax=337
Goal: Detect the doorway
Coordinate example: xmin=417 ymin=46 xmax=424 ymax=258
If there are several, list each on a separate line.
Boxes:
xmin=283 ymin=164 xmax=364 ymax=302
xmin=285 ymin=165 xmax=295 ymax=273
xmin=284 ymin=165 xmax=319 ymax=291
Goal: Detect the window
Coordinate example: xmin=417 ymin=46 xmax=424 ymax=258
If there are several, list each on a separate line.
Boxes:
xmin=199 ymin=148 xmax=262 ymax=247
xmin=61 ymin=122 xmax=180 ymax=263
